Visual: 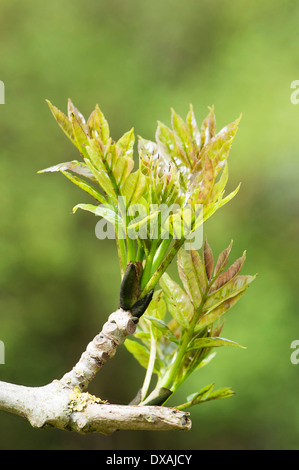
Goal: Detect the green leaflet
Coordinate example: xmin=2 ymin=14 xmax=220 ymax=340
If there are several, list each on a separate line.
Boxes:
xmin=213 ymin=240 xmax=233 ymax=277
xmin=122 ymin=170 xmax=147 ymax=206
xmin=202 ymin=182 xmax=241 ymax=224
xmin=187 ymin=384 xmax=215 ymax=403
xmin=138 ymin=137 xmax=159 ymax=177
xmin=203 ymin=115 xmax=241 ymax=175
xmin=87 ymin=104 xmax=110 ymax=144
xmin=61 ymin=171 xmax=107 ymax=205
xmin=46 ymin=100 xmax=75 ymax=146
xmin=195 ymin=290 xmax=247 ymax=331
xmin=210 ymin=163 xmax=229 ymax=203
xmin=177 ymin=384 xmax=234 ymax=410
xmin=212 ymin=251 xmax=246 ymax=291
xmin=156 ymin=121 xmax=189 ymax=171
xmin=72 ymin=203 xmax=123 ymax=227
xmin=159 ymin=273 xmax=193 ymax=329
xmin=195 ymin=351 xmax=216 ymax=370
xmin=116 ymin=128 xmax=135 ymax=160
xmin=188 ymin=336 xmax=246 ymax=351
xmin=204 ymin=387 xmax=235 ymax=402
xmin=38 ymin=160 xmax=96 ymax=181
xmin=177 ymin=249 xmax=205 ymax=308
xmin=200 ymin=106 xmax=216 ymax=148
xmin=143 ymin=315 xmax=179 ymax=344
xmin=70 ymin=112 xmax=89 ymax=157
xmin=138 ymin=135 xmax=181 ymax=207
xmin=114 ymin=155 xmax=135 ymax=188
xmin=187 ymin=154 xmax=215 ymax=204
xmin=105 ymin=140 xmax=133 ymax=188
xmin=38 ymin=161 xmax=107 ymax=204
xmin=124 ymin=339 xmax=160 ymax=374
xmin=72 ymin=203 xmax=99 ymax=215
xmin=67 ymin=99 xmax=87 ymax=129
xmin=171 ymin=108 xmax=195 ymax=167
xmin=186 ymin=104 xmax=201 ymax=152
xmin=204 ymin=274 xmax=257 ymax=313
xmin=84 ymin=145 xmax=117 ymax=201
xmin=143 ymin=289 xmax=166 ymax=321
xmin=218 ymin=183 xmax=241 ymax=208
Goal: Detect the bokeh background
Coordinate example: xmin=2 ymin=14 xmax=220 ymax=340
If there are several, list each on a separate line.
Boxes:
xmin=1 ymin=0 xmax=299 ymax=450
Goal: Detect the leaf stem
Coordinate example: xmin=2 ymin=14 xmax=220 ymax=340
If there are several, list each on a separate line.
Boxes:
xmin=136 ymin=243 xmax=145 ymax=263
xmin=141 ymin=325 xmax=157 ymax=401
xmin=151 ymin=237 xmax=172 ymax=276
xmin=126 ymin=237 xmax=136 ymax=263
xmin=141 ymin=238 xmax=159 ymax=290
xmin=158 ymin=286 xmax=210 ymax=391
xmin=115 ymin=231 xmax=127 ymax=277
xmin=142 ymin=238 xmax=186 ymax=296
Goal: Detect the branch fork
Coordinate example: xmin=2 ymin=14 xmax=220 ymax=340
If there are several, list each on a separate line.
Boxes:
xmin=0 ymin=308 xmax=191 ymax=434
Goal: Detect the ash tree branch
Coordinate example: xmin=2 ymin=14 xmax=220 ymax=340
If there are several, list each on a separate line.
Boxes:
xmin=0 ymin=308 xmax=191 ymax=434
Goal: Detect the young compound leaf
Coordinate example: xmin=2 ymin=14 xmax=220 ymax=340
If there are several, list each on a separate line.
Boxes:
xmin=145 ymin=289 xmax=167 ymax=321
xmin=84 ymin=144 xmax=117 ymax=201
xmin=210 ymin=162 xmax=229 ymax=203
xmin=60 ymin=171 xmax=107 ymax=205
xmin=171 ymin=108 xmax=194 ymax=167
xmin=67 ymin=99 xmax=87 ymax=129
xmin=38 ymin=160 xmax=96 ymax=181
xmin=195 ymin=290 xmax=247 ymax=332
xmin=204 ymin=115 xmax=241 ymax=176
xmin=116 ymin=128 xmax=135 ymax=160
xmin=186 ymin=104 xmax=201 ymax=152
xmin=200 ymin=106 xmax=216 ymax=148
xmin=187 ymin=384 xmax=215 ymax=403
xmin=87 ymin=104 xmax=110 ymax=144
xmin=176 ymin=384 xmax=214 ymax=410
xmin=72 ymin=203 xmax=122 ymax=225
xmin=177 ymin=249 xmax=205 ymax=308
xmin=188 ymin=336 xmax=246 ymax=351
xmin=159 ymin=273 xmax=193 ymax=329
xmin=203 ymin=387 xmax=235 ymax=403
xmin=211 ymin=251 xmax=246 ymax=292
xmin=156 ymin=121 xmax=189 ymax=173
xmin=179 ymin=385 xmax=234 ymax=409
xmin=204 ymin=274 xmax=257 ymax=313
xmin=213 ymin=240 xmax=233 ymax=277
xmin=122 ymin=170 xmax=147 ymax=206
xmin=143 ymin=315 xmax=179 ymax=344
xmin=70 ymin=111 xmax=89 ymax=156
xmin=124 ymin=339 xmax=153 ymax=371
xmin=186 ymin=154 xmax=215 ymax=204
xmin=46 ymin=100 xmax=75 ymax=146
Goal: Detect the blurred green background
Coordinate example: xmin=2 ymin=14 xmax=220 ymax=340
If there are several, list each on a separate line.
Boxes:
xmin=1 ymin=0 xmax=299 ymax=450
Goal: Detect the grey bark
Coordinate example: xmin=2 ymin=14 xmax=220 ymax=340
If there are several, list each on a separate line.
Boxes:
xmin=0 ymin=308 xmax=191 ymax=434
